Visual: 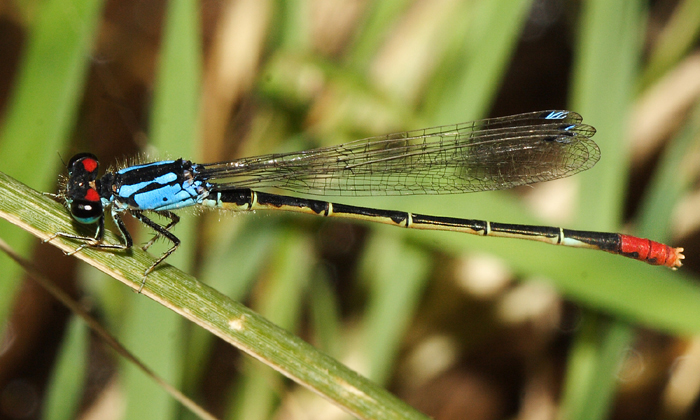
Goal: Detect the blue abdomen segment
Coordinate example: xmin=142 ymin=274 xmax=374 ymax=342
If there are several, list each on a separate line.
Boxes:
xmin=113 ymin=159 xmax=210 ymax=211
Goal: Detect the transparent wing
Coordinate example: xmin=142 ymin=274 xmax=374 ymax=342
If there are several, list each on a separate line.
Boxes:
xmin=198 ymin=110 xmax=599 ymax=196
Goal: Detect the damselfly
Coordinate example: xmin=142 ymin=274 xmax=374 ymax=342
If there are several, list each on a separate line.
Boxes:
xmin=49 ymin=110 xmax=684 ymax=291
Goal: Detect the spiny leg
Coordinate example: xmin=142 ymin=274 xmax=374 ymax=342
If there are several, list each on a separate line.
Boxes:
xmin=110 ymin=208 xmax=134 ymax=250
xmin=130 ymin=211 xmax=181 ymax=293
xmin=45 ymin=214 xmax=130 ymax=255
xmin=141 ymin=211 xmax=180 ymax=252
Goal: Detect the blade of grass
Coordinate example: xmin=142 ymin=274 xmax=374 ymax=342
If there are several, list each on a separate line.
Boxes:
xmin=559 ymin=317 xmax=635 ymax=420
xmin=226 ymin=229 xmax=314 ymax=420
xmin=425 ymin=0 xmax=534 ymax=123
xmin=570 ymin=0 xmax=644 ymax=229
xmin=637 ymin=100 xmax=700 ymax=241
xmin=309 ymin=266 xmax=343 ymax=358
xmin=344 ymin=192 xmax=700 ymax=335
xmin=0 ymin=172 xmax=430 ymax=420
xmin=0 ymin=238 xmax=217 ymax=420
xmin=276 ymin=0 xmax=312 ymax=52
xmin=359 ymin=232 xmax=431 ymax=385
xmin=639 ymin=0 xmax=700 ymax=89
xmin=116 ymin=0 xmax=203 ymax=417
xmin=564 ymin=3 xmax=647 ymax=420
xmin=347 ymin=0 xmax=414 ymax=70
xmin=184 ymin=218 xmax=279 ymax=392
xmin=0 ymin=0 xmax=104 ymax=328
xmin=43 ymin=318 xmax=87 ymax=420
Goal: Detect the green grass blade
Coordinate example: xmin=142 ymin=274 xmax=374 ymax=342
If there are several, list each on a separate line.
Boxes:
xmin=425 ymin=0 xmax=534 ymax=123
xmin=346 ymin=193 xmax=700 ymax=336
xmin=0 ymin=0 xmax=104 ymax=328
xmin=570 ymin=0 xmax=644 ymax=229
xmin=347 ymin=0 xmax=413 ymax=69
xmin=563 ymin=3 xmax=648 ymax=420
xmin=359 ymin=232 xmax=431 ymax=384
xmin=43 ymin=318 xmax=88 ymax=420
xmin=560 ymin=317 xmax=635 ymax=420
xmin=638 ymin=100 xmax=700 ymax=241
xmin=184 ymin=218 xmax=279 ymax=390
xmin=640 ymin=0 xmax=700 ymax=88
xmin=308 ymin=267 xmax=343 ymax=357
xmin=0 ymin=171 xmax=430 ymax=420
xmin=226 ymin=230 xmax=314 ymax=420
xmin=118 ymin=1 xmax=203 ymax=417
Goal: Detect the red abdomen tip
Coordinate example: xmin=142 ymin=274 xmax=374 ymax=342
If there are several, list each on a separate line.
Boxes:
xmin=619 ymin=234 xmax=684 ymax=269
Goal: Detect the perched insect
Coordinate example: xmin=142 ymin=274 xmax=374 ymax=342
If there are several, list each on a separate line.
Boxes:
xmin=49 ymin=110 xmax=684 ymax=291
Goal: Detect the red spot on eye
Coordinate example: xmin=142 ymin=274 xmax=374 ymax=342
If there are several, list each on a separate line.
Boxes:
xmin=82 ymin=158 xmax=98 ymax=173
xmin=85 ymin=188 xmax=100 ymax=202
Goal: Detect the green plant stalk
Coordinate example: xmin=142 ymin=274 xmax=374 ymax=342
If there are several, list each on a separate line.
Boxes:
xmin=559 ymin=317 xmax=635 ymax=420
xmin=0 ymin=0 xmax=104 ymax=328
xmin=639 ymin=0 xmax=700 ymax=89
xmin=0 ymin=171 xmax=429 ymax=420
xmin=44 ymin=318 xmax=87 ymax=420
xmin=116 ymin=0 xmax=204 ymax=417
xmin=0 ymin=239 xmax=216 ymax=420
xmin=564 ymin=2 xmax=645 ymax=420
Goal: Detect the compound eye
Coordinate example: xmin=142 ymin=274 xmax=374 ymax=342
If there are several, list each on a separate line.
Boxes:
xmin=70 ymin=198 xmax=103 ymax=224
xmin=67 ymin=153 xmax=99 ymax=178
xmin=69 ymin=187 xmax=102 ymax=224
